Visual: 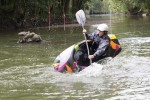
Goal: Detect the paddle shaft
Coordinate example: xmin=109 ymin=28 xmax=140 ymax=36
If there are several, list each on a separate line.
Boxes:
xmin=83 ymin=32 xmax=92 ymax=65
xmin=75 ymin=9 xmax=92 ymax=65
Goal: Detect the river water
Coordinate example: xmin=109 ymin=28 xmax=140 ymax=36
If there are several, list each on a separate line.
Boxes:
xmin=0 ymin=15 xmax=150 ymax=100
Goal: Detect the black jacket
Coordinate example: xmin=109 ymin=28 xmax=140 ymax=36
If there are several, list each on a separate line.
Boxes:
xmin=86 ymin=31 xmax=110 ymax=61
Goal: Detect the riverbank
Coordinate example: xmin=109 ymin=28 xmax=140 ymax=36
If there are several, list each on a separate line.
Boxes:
xmin=1 ymin=14 xmax=150 ymax=32
xmin=29 ymin=15 xmax=111 ymax=30
xmin=0 ymin=13 xmax=119 ymax=31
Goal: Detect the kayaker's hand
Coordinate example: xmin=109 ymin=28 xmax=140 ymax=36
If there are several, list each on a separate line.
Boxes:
xmin=88 ymin=55 xmax=94 ymax=59
xmin=83 ymin=29 xmax=87 ymax=33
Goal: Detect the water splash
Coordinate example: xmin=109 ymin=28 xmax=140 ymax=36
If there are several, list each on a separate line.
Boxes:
xmin=76 ymin=63 xmax=103 ymax=77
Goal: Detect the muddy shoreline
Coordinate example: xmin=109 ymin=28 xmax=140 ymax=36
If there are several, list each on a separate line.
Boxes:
xmin=29 ymin=18 xmax=110 ymax=29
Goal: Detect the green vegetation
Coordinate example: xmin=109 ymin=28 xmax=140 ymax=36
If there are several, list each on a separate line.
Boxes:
xmin=0 ymin=0 xmax=91 ymax=29
xmin=89 ymin=0 xmax=150 ymax=14
xmin=0 ymin=0 xmax=150 ymax=30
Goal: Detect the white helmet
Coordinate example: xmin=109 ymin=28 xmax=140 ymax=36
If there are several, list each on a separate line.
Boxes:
xmin=97 ymin=24 xmax=108 ymax=31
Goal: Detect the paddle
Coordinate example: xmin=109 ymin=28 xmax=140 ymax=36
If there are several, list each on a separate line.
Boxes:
xmin=75 ymin=9 xmax=92 ymax=65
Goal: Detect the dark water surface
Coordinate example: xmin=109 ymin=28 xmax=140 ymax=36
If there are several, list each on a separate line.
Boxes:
xmin=0 ymin=15 xmax=150 ymax=100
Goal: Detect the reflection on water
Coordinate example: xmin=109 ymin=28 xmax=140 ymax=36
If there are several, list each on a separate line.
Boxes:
xmin=0 ymin=15 xmax=150 ymax=100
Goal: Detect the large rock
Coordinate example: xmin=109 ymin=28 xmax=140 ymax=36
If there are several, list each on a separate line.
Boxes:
xmin=17 ymin=31 xmax=42 ymax=43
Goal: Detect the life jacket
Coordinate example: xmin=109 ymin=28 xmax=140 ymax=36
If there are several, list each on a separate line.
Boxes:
xmin=107 ymin=34 xmax=121 ymax=58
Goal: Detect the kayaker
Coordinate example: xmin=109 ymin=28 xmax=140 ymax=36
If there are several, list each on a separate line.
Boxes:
xmin=74 ymin=23 xmax=110 ymax=68
xmin=85 ymin=23 xmax=110 ymax=62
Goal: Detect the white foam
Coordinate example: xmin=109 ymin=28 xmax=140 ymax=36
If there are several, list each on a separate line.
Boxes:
xmin=120 ymin=37 xmax=150 ymax=56
xmin=106 ymin=94 xmax=150 ymax=100
xmin=121 ymin=37 xmax=150 ymax=44
xmin=76 ymin=63 xmax=103 ymax=77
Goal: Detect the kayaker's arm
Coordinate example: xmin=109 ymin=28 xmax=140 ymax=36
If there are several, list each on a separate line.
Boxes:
xmin=93 ymin=39 xmax=109 ymax=59
xmin=85 ymin=32 xmax=97 ymax=40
